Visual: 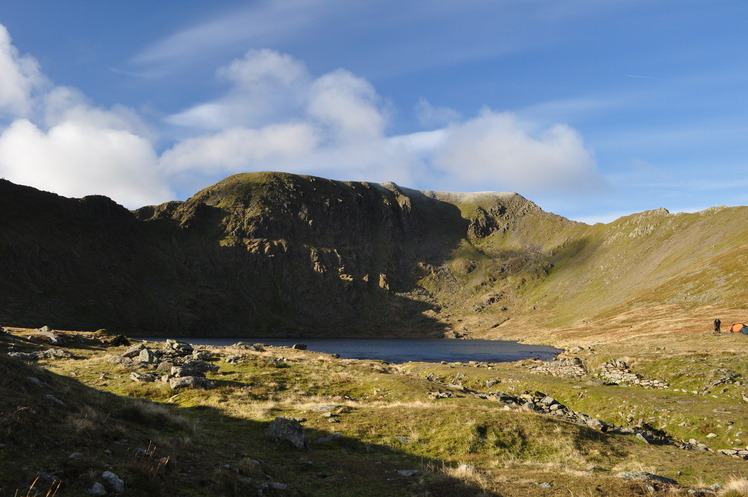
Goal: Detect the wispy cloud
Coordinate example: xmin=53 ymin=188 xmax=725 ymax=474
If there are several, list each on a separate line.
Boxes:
xmin=129 ymin=0 xmax=334 ymax=76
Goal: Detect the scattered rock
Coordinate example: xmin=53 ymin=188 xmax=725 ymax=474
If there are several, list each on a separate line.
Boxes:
xmin=224 ymin=354 xmax=242 ymax=364
xmin=169 ymin=376 xmax=212 ymax=389
xmin=68 ymin=452 xmax=84 ymax=459
xmin=86 ymin=482 xmax=107 ymax=496
xmin=192 ymin=349 xmax=214 ymax=361
xmin=266 ymin=417 xmax=306 ymax=449
xmin=531 ymin=357 xmax=587 ymax=378
xmin=233 ymin=342 xmax=265 ymax=351
xmin=121 ymin=343 xmax=147 ymax=358
xmin=615 ymin=471 xmax=677 ymax=485
xmin=291 ymin=343 xmax=307 ymax=350
xmin=314 ymin=433 xmax=341 ymax=444
xmin=130 ymin=372 xmax=159 ymax=383
xmin=45 ymin=394 xmax=65 ymax=406
xmin=108 ymin=335 xmax=131 ymax=346
xmin=171 ymin=359 xmax=219 ymax=377
xmin=138 ymin=348 xmax=157 ymax=363
xmin=36 ymin=327 xmax=62 ymax=345
xmin=8 ymin=351 xmax=40 ymax=361
xmin=396 ymin=470 xmax=419 ymax=477
xmin=162 ymin=339 xmax=193 ymax=357
xmin=598 ymin=359 xmax=669 ymax=389
xmin=25 ymin=376 xmax=49 ymax=388
xmin=102 ymin=470 xmax=125 ymax=493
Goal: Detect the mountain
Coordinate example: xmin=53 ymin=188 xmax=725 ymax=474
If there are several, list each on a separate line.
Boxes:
xmin=1 ymin=172 xmax=747 ymax=338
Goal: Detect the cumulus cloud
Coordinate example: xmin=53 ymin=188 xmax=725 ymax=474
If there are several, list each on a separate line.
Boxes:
xmin=0 ymin=25 xmax=44 ymax=119
xmin=431 ymin=110 xmax=603 ymax=192
xmin=0 ymin=119 xmax=171 ymax=206
xmin=0 ymin=24 xmax=603 ymax=208
xmin=0 ymin=24 xmax=172 ymax=207
xmin=161 ymin=123 xmax=319 ymax=174
xmin=168 ymin=49 xmax=309 ymax=130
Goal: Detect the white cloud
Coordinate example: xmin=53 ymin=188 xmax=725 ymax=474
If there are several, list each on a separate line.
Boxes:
xmin=0 ymin=25 xmax=44 ymax=119
xmin=160 ymin=123 xmax=319 ymax=174
xmin=307 ymin=69 xmax=386 ymax=144
xmin=431 ymin=110 xmax=604 ymax=193
xmin=415 ymin=98 xmax=461 ymax=128
xmin=163 ymin=50 xmax=602 ymax=197
xmin=0 ymin=24 xmax=171 ymax=208
xmin=0 ymin=119 xmax=171 ymax=207
xmin=168 ymin=49 xmax=310 ymax=130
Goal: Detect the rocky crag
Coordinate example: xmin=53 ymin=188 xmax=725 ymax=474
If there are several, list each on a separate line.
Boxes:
xmin=2 ymin=172 xmax=748 ymax=337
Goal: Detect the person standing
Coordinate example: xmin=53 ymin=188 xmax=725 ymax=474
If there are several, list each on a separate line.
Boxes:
xmin=713 ymin=318 xmax=721 ymax=334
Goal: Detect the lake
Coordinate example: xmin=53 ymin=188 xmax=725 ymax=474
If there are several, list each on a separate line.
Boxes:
xmin=149 ymin=338 xmax=561 ymax=364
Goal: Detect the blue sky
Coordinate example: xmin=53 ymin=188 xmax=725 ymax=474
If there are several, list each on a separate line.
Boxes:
xmin=1 ymin=0 xmax=747 ymax=223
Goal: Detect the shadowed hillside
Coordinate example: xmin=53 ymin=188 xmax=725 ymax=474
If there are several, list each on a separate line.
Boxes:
xmin=1 ymin=172 xmax=747 ymax=338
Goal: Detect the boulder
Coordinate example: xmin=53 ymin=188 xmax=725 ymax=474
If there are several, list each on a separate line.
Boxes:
xmin=130 ymin=372 xmax=159 ymax=383
xmin=121 ymin=343 xmax=147 ymax=358
xmin=163 ymin=340 xmax=194 ymax=357
xmin=291 ymin=343 xmax=307 ymax=350
xmin=85 ymin=482 xmax=107 ymax=496
xmin=138 ymin=348 xmax=157 ymax=364
xmin=615 ymin=471 xmax=677 ymax=485
xmin=170 ymin=360 xmax=219 ymax=377
xmin=8 ymin=352 xmax=40 ymax=361
xmin=102 ymin=470 xmax=125 ymax=493
xmin=41 ymin=348 xmax=72 ymax=359
xmin=169 ymin=376 xmax=211 ymax=389
xmin=266 ymin=417 xmax=306 ymax=449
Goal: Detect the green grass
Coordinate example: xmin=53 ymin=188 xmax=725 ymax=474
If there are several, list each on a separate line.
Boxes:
xmin=4 ymin=329 xmax=748 ymax=496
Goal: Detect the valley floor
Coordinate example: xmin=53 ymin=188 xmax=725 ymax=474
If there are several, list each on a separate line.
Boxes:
xmin=1 ymin=324 xmax=748 ymax=496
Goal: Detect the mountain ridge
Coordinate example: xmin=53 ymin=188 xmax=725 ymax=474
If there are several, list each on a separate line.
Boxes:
xmin=1 ymin=172 xmax=746 ymax=339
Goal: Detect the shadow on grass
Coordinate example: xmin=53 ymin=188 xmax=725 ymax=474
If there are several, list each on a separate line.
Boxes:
xmin=0 ymin=353 xmax=502 ymax=497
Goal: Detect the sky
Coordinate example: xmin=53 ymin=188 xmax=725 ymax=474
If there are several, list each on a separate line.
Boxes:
xmin=1 ymin=1 xmax=747 ymax=224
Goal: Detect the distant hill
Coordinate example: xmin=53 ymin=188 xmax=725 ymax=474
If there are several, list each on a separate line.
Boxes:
xmin=2 ymin=172 xmax=747 ymax=337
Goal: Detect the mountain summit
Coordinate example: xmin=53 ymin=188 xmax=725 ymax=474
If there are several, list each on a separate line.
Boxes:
xmin=2 ymin=172 xmax=747 ymax=338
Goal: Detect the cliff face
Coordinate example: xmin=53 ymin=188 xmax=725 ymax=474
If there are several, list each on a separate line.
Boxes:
xmin=2 ymin=172 xmax=747 ymax=337
xmin=0 ymin=173 xmax=547 ymax=335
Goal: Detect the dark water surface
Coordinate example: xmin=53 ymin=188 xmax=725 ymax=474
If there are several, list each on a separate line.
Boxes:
xmin=151 ymin=338 xmax=561 ymax=364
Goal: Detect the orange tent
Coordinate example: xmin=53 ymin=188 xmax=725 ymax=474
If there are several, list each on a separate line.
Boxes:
xmin=727 ymin=323 xmax=748 ymax=334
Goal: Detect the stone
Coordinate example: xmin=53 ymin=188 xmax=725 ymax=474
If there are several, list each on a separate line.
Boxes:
xmin=586 ymin=418 xmax=608 ymax=432
xmin=171 ymin=360 xmax=218 ymax=377
xmin=130 ymin=372 xmax=159 ymax=383
xmin=102 ymin=470 xmax=125 ymax=493
xmin=706 ymin=433 xmax=718 ymax=439
xmin=45 ymin=394 xmax=65 ymax=406
xmin=25 ymin=376 xmax=49 ymax=388
xmin=224 ymin=355 xmax=242 ymax=364
xmin=266 ymin=417 xmax=306 ymax=449
xmin=616 ymin=471 xmax=677 ymax=485
xmin=8 ymin=352 xmax=40 ymax=361
xmin=314 ymin=433 xmax=342 ymax=444
xmin=108 ymin=335 xmax=131 ymax=346
xmin=138 ymin=348 xmax=157 ymax=363
xmin=43 ymin=348 xmax=72 ymax=359
xmin=291 ymin=343 xmax=307 ymax=350
xmin=86 ymin=482 xmax=107 ymax=496
xmin=396 ymin=470 xmax=419 ymax=477
xmin=169 ymin=376 xmax=211 ymax=389
xmin=163 ymin=339 xmax=193 ymax=357
xmin=68 ymin=452 xmax=84 ymax=459
xmin=192 ymin=349 xmax=214 ymax=361
xmin=121 ymin=343 xmax=147 ymax=358
xmin=36 ymin=327 xmax=62 ymax=345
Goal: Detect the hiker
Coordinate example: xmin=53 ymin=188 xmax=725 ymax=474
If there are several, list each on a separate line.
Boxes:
xmin=713 ymin=318 xmax=721 ymax=334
